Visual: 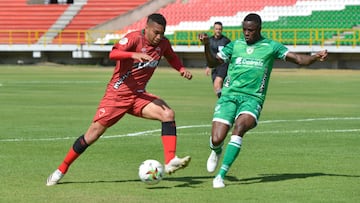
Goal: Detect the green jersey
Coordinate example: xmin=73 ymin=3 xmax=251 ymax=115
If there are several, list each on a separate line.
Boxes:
xmin=218 ymin=36 xmax=288 ymax=104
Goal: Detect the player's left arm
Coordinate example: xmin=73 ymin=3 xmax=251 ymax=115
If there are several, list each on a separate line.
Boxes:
xmin=164 ymin=44 xmax=192 ymax=80
xmin=286 ymin=50 xmax=328 ymax=65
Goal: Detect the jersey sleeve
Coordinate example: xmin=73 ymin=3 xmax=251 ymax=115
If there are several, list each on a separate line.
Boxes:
xmin=163 ymin=39 xmax=185 ymax=72
xmin=109 ymin=32 xmax=138 ymax=60
xmin=225 ymin=36 xmax=231 ymax=45
xmin=217 ymin=41 xmax=235 ymax=63
xmin=272 ymin=41 xmax=289 ymax=60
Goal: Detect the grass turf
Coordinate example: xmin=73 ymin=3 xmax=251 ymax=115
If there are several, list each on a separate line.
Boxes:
xmin=0 ymin=65 xmax=359 ymax=202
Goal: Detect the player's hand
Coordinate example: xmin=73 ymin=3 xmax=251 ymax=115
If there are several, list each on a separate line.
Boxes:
xmin=198 ymin=33 xmax=209 ymax=45
xmin=205 ymin=67 xmax=211 ymax=76
xmin=180 ymin=69 xmax=192 ymax=80
xmin=132 ymin=53 xmax=153 ymax=62
xmin=316 ymin=50 xmax=328 ymax=61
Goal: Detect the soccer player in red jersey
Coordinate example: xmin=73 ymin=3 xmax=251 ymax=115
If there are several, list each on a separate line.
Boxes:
xmin=46 ymin=13 xmax=193 ymax=186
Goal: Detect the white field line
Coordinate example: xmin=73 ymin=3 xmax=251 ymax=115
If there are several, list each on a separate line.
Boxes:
xmin=1 ymin=117 xmax=359 ymax=142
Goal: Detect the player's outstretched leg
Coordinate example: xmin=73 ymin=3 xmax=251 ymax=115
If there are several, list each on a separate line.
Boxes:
xmin=165 ymin=155 xmax=191 ymax=174
xmin=46 ymin=135 xmax=89 ymax=186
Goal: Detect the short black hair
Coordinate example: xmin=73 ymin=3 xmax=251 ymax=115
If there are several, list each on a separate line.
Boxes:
xmin=243 ymin=13 xmax=262 ymax=26
xmin=214 ymin=21 xmax=223 ymax=26
xmin=147 ymin=13 xmax=167 ymax=27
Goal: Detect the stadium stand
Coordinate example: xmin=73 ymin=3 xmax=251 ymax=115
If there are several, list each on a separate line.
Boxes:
xmin=123 ymin=0 xmax=298 ymax=32
xmin=0 ymin=0 xmax=69 ymax=44
xmin=52 ymin=0 xmax=148 ymax=44
xmin=120 ymin=0 xmax=360 ymax=47
xmin=0 ymin=0 xmax=359 ymax=68
xmin=0 ymin=0 xmax=149 ymax=45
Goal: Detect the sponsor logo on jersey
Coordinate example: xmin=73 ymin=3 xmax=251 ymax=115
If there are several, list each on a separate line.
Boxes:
xmin=113 ymin=60 xmax=160 ymax=89
xmin=133 ymin=60 xmax=159 ymax=69
xmin=235 ymin=57 xmax=264 ymax=67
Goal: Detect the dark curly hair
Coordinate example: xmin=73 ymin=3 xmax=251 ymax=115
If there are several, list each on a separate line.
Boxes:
xmin=147 ymin=13 xmax=167 ymax=27
xmin=243 ymin=13 xmax=262 ymax=27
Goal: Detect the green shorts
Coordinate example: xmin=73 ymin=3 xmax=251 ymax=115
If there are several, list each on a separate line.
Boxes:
xmin=212 ymin=95 xmax=263 ymax=126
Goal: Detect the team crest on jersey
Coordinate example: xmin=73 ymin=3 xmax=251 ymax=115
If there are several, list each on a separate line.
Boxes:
xmin=119 ymin=37 xmax=128 ymax=45
xmin=246 ymin=46 xmax=254 ymax=54
xmin=141 ymin=47 xmax=147 ymax=53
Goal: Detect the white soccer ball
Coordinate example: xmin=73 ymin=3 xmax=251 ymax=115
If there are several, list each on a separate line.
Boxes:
xmin=138 ymin=159 xmax=164 ymax=185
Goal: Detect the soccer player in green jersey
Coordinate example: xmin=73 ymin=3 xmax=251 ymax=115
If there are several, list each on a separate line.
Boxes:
xmin=199 ymin=13 xmax=328 ymax=188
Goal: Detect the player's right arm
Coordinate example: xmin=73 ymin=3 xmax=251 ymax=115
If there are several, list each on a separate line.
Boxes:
xmin=199 ymin=33 xmax=223 ymax=68
xmin=109 ymin=45 xmax=153 ymax=62
xmin=109 ymin=33 xmax=153 ymax=62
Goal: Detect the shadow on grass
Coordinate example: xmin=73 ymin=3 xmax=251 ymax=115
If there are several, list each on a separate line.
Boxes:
xmin=56 ymin=175 xmax=214 ymax=188
xmin=232 ymin=172 xmax=360 ymax=185
xmin=56 ymin=172 xmax=359 ymax=188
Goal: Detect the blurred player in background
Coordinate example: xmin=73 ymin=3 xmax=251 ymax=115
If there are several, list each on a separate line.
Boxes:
xmin=201 ymin=22 xmax=231 ymax=98
xmin=46 ymin=13 xmax=192 ymax=186
xmin=199 ymin=13 xmax=328 ymax=188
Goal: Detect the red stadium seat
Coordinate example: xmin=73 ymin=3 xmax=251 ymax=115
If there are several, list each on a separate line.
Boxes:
xmin=54 ymin=0 xmax=148 ymax=44
xmin=0 ymin=0 xmax=68 ymax=44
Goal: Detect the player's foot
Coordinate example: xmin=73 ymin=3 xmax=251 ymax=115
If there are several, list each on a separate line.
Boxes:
xmin=165 ymin=156 xmax=191 ymax=174
xmin=207 ymin=150 xmax=221 ymax=173
xmin=46 ymin=169 xmax=64 ymax=186
xmin=213 ymin=175 xmax=225 ymax=188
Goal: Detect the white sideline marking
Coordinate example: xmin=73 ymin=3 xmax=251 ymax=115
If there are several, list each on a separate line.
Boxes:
xmin=1 ymin=117 xmax=359 ymax=142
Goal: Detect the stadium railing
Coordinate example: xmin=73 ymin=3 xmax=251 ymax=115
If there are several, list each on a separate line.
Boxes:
xmin=0 ymin=28 xmax=359 ymax=48
xmin=169 ymin=28 xmax=360 ymax=48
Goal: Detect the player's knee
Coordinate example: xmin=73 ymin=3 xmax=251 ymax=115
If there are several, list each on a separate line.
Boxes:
xmin=232 ymin=123 xmax=251 ymax=136
xmin=211 ymin=135 xmax=223 ymax=146
xmin=161 ymin=108 xmax=175 ymax=121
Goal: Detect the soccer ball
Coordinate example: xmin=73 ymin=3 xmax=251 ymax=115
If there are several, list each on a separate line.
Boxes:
xmin=138 ymin=159 xmax=164 ymax=185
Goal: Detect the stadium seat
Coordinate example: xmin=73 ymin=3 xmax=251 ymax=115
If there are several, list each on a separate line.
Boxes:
xmin=0 ymin=0 xmax=68 ymax=44
xmin=52 ymin=0 xmax=148 ymax=44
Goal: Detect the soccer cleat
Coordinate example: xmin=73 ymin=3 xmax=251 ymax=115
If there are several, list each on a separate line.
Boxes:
xmin=46 ymin=169 xmax=64 ymax=186
xmin=207 ymin=150 xmax=221 ymax=173
xmin=165 ymin=156 xmax=191 ymax=174
xmin=213 ymin=175 xmax=225 ymax=188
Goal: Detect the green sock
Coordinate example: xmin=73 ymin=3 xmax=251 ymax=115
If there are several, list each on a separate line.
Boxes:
xmin=218 ymin=135 xmax=242 ymax=178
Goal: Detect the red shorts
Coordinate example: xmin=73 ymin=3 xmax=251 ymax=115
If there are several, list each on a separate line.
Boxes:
xmin=92 ymin=91 xmax=159 ymax=127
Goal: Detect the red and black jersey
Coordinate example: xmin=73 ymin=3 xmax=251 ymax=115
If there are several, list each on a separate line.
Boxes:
xmin=106 ymin=30 xmax=185 ymax=95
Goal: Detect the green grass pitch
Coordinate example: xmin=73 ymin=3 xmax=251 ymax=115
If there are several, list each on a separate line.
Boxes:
xmin=0 ymin=65 xmax=359 ymax=202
